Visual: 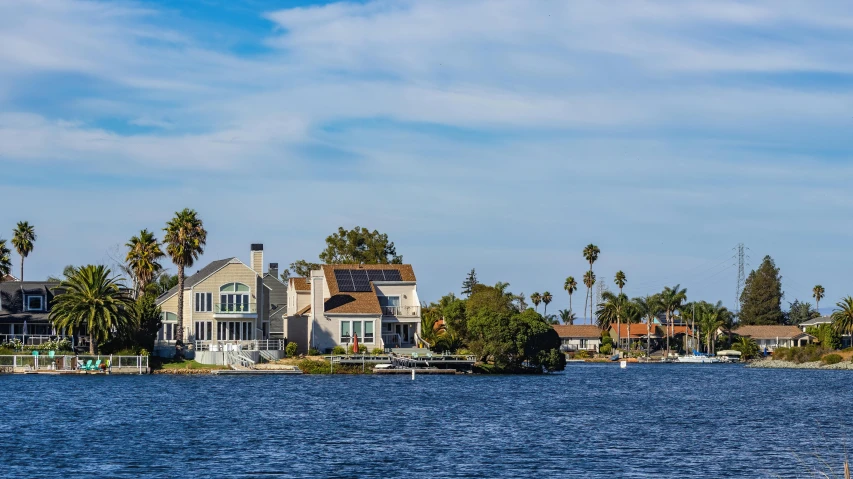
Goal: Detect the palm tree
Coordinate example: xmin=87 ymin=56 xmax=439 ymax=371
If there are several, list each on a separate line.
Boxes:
xmin=530 ymin=292 xmax=542 ymax=312
xmin=582 ymin=244 xmax=601 ymax=322
xmin=163 ymin=209 xmax=207 ymax=344
xmin=831 ymin=297 xmax=853 ymax=340
xmin=634 ymin=294 xmax=661 ymax=357
xmin=0 ymin=239 xmax=11 ymax=282
xmin=541 ymin=291 xmax=553 ymax=315
xmin=564 ymin=276 xmax=577 ymax=314
xmin=699 ymin=310 xmax=724 ymax=354
xmin=813 ymin=285 xmax=825 ymax=314
xmin=595 ymin=291 xmax=627 ymax=334
xmin=558 ymin=309 xmax=576 ymax=325
xmin=49 ymin=265 xmax=135 ymax=354
xmin=623 ymin=301 xmax=642 ymax=351
xmin=614 ymin=271 xmax=626 ymax=295
xmin=11 ymin=221 xmax=36 ymax=281
xmin=125 ymin=229 xmax=165 ymax=297
xmin=582 ymin=271 xmax=596 ymax=324
xmin=732 ymin=336 xmax=759 ymax=360
xmin=658 ymin=284 xmax=687 ymax=358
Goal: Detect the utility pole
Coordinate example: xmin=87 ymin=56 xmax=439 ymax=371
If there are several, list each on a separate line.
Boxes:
xmin=735 ymin=243 xmax=749 ymax=322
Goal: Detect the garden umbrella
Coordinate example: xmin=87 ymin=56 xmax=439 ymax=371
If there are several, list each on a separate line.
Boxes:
xmin=352 ymin=333 xmax=359 ymax=354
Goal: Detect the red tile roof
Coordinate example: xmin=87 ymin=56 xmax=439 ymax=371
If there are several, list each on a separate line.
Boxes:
xmin=610 ymin=322 xmax=662 ymax=338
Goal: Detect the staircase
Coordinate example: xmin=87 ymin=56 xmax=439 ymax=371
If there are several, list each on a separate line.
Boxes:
xmin=225 ymin=349 xmax=256 ymax=370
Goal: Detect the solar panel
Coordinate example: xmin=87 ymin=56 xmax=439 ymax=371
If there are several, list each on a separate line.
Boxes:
xmin=383 ymin=269 xmax=402 ymax=281
xmin=334 ymin=269 xmax=355 ymax=292
xmin=351 ymin=270 xmax=371 ymax=292
xmin=366 ymin=270 xmax=385 ymax=282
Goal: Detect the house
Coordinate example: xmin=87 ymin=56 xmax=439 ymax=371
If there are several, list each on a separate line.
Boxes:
xmin=263 ymin=263 xmax=288 ymax=340
xmin=799 ymin=316 xmax=853 ymax=348
xmin=609 ymin=322 xmax=662 ymax=350
xmin=285 ymin=264 xmax=421 ymax=353
xmin=733 ymin=325 xmax=814 ymax=352
xmin=553 ymin=325 xmax=602 ymax=352
xmin=155 ymin=244 xmax=285 ymax=361
xmin=0 ymin=280 xmax=70 ymax=345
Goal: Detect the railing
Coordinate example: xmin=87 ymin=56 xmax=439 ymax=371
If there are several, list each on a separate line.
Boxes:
xmin=224 ymin=349 xmax=255 ymax=369
xmin=0 ymin=335 xmax=74 ymax=346
xmin=382 ymin=333 xmax=405 ymax=348
xmin=193 ymin=339 xmax=285 ymax=351
xmin=214 ymin=303 xmax=257 ymax=314
xmin=381 ymin=305 xmax=420 ymax=317
xmin=0 ymin=354 xmax=148 ymax=373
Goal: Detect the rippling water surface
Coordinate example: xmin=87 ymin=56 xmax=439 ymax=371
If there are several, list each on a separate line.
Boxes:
xmin=1 ymin=364 xmax=851 ymax=478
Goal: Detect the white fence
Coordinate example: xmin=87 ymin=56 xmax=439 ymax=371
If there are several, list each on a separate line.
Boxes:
xmin=0 ymin=354 xmax=148 ymax=374
xmin=192 ymin=339 xmax=285 ymax=351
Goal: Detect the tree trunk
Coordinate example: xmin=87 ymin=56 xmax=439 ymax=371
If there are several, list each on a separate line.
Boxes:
xmin=627 ymin=323 xmax=631 ymax=352
xmin=583 ymin=292 xmax=588 ymax=325
xmin=176 ymin=264 xmax=185 ymax=344
xmin=20 ymin=257 xmax=24 ymax=282
xmin=89 ymin=332 xmax=95 ymax=354
xmin=665 ymin=311 xmax=670 ymax=359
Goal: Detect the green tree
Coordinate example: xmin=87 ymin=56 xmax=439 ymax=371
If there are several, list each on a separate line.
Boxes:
xmin=614 ymin=271 xmax=626 ymax=295
xmin=634 ymin=294 xmax=661 ymax=356
xmin=318 ymin=226 xmax=402 ymax=264
xmin=596 ymin=291 xmax=628 ymax=334
xmin=541 ymin=291 xmax=553 ymax=315
xmin=564 ymin=276 xmax=577 ymax=314
xmin=289 ymin=260 xmax=320 ymax=277
xmin=163 ymin=208 xmax=207 ymax=344
xmin=154 ymin=272 xmax=179 ymax=296
xmin=786 ymin=300 xmax=818 ymax=326
xmin=622 ymin=301 xmax=642 ymax=351
xmin=49 ymin=265 xmax=135 ymax=354
xmin=558 ymin=309 xmax=576 ymax=325
xmin=659 ymin=284 xmax=687 ymax=358
xmin=0 ymin=239 xmax=13 ymax=281
xmin=806 ymin=324 xmax=840 ymax=350
xmin=739 ymin=255 xmax=784 ymax=325
xmin=462 ymin=268 xmax=478 ymax=297
xmin=831 ymin=297 xmax=853 ymax=340
xmin=46 ymin=265 xmax=76 ymax=282
xmin=698 ymin=310 xmax=724 ymax=353
xmin=11 ymin=221 xmax=36 ymax=281
xmin=582 ymin=271 xmax=596 ymax=323
xmin=279 ymin=268 xmax=290 ymax=283
xmin=732 ymin=336 xmax=759 ymax=360
xmin=125 ymin=229 xmax=165 ymax=297
xmin=812 ymin=285 xmax=825 ymax=313
xmin=582 ymin=244 xmax=600 ymax=322
xmin=530 ymin=292 xmax=542 ymax=312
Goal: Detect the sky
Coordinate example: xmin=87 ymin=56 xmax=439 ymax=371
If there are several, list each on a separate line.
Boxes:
xmin=1 ymin=0 xmax=852 ymax=318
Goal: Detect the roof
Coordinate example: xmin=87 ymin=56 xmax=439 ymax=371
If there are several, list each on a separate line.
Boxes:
xmin=321 ymin=264 xmax=415 ymax=315
xmin=156 ymin=258 xmax=235 ymax=303
xmin=552 ymin=325 xmax=602 ymax=339
xmin=295 ymin=304 xmax=311 ymax=316
xmin=610 ymin=322 xmax=661 ymax=338
xmin=799 ymin=316 xmax=832 ymax=327
xmin=2 ymin=274 xmax=19 ymax=282
xmin=263 ymin=274 xmax=288 ymax=315
xmin=733 ymin=325 xmax=812 ymax=340
xmin=289 ymin=277 xmax=310 ymax=292
xmin=0 ymin=281 xmax=61 ymax=323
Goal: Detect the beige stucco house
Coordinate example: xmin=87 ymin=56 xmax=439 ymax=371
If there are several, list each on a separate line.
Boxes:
xmin=733 ymin=325 xmax=814 ymax=352
xmin=285 ymin=264 xmax=422 ymax=354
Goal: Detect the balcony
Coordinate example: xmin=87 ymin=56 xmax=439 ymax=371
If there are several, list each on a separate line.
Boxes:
xmin=381 ymin=305 xmax=420 ymax=317
xmin=213 ymin=303 xmax=257 ymax=318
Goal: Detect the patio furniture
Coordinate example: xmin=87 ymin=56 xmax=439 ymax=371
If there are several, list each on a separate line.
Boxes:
xmin=82 ymin=359 xmax=93 ymax=370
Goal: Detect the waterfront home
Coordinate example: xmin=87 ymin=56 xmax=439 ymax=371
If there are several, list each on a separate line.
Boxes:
xmin=799 ymin=316 xmax=853 ymax=348
xmin=263 ymin=263 xmax=288 ymax=341
xmin=285 ymin=264 xmax=421 ymax=353
xmin=609 ymin=322 xmax=663 ymax=350
xmin=732 ymin=325 xmax=814 ymax=352
xmin=0 ymin=280 xmax=70 ymax=345
xmin=553 ymin=325 xmax=602 ymax=352
xmin=154 ymin=244 xmax=285 ymax=361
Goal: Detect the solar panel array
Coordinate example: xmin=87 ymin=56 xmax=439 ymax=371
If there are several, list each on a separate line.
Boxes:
xmin=334 ymin=269 xmax=404 ymax=292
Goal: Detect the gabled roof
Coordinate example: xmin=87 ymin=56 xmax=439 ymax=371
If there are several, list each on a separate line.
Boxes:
xmin=610 ymin=322 xmax=661 ymax=338
xmin=0 ymin=281 xmax=60 ymax=323
xmin=799 ymin=316 xmax=832 ymax=327
xmin=552 ymin=325 xmax=602 ymax=339
xmin=156 ymin=258 xmax=236 ymax=303
xmin=296 ymin=304 xmax=311 ymax=316
xmin=321 ymin=264 xmax=415 ymax=315
xmin=733 ymin=325 xmax=812 ymax=340
xmin=289 ymin=277 xmax=310 ymax=292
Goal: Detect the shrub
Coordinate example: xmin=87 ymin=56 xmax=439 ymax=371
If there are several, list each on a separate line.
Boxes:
xmin=332 ymin=346 xmax=346 ymax=355
xmin=359 ymin=345 xmax=367 ymax=353
xmin=574 ymin=350 xmax=590 ymax=359
xmin=772 ymin=347 xmax=790 ymax=361
xmin=308 ymin=348 xmax=320 ymax=356
xmin=285 ymin=342 xmax=298 ymax=357
xmin=371 ymin=347 xmax=384 ymax=355
xmin=139 ymin=348 xmax=150 ymax=357
xmin=599 ymin=343 xmax=612 ymax=355
xmin=456 ymin=348 xmax=472 ymax=356
xmin=821 ymin=354 xmax=842 ymax=365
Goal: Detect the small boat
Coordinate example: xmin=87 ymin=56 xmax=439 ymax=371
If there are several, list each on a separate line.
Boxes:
xmin=676 ymin=351 xmax=720 ymax=363
xmin=715 ymin=350 xmax=742 ymax=363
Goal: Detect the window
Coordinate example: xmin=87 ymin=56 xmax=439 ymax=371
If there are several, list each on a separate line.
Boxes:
xmin=378 ymin=296 xmax=400 ymax=315
xmin=340 ymin=320 xmax=374 ymax=343
xmin=217 ymin=321 xmax=253 ymax=340
xmin=340 ymin=321 xmax=351 ymax=343
xmin=195 ymin=292 xmax=212 ymax=312
xmin=195 ymin=321 xmax=212 ymax=341
xmin=364 ymin=321 xmax=374 ymax=342
xmin=219 ymin=283 xmax=250 ymax=312
xmin=25 ymin=295 xmax=44 ymax=311
xmin=158 ymin=312 xmax=178 ymax=341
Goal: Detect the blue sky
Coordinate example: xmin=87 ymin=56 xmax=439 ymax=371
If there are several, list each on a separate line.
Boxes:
xmin=2 ymin=0 xmax=853 ymax=317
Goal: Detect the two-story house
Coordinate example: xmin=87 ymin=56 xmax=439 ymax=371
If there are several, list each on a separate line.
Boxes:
xmin=285 ymin=264 xmax=421 ymax=354
xmin=0 ymin=280 xmax=67 ymax=345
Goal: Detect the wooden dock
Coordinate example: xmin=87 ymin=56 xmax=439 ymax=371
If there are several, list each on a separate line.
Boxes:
xmin=374 ymin=368 xmax=458 ymax=375
xmin=210 ymin=369 xmax=302 ymax=375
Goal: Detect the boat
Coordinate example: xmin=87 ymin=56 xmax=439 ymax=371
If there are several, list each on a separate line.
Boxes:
xmin=676 ymin=351 xmax=720 ymax=363
xmin=715 ymin=350 xmax=742 ymax=363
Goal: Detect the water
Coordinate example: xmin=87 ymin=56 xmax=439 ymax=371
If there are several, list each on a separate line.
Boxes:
xmin=0 ymin=364 xmax=850 ymax=478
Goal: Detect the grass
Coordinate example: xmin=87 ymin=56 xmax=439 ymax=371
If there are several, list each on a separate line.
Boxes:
xmin=152 ymin=358 xmax=229 ymax=371
xmin=295 ymin=358 xmax=375 ymax=374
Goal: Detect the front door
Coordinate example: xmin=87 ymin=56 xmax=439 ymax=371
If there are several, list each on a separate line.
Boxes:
xmin=394 ymin=324 xmax=411 ymax=344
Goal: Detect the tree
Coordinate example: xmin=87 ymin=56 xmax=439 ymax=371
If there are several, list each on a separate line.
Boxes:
xmin=163 ymin=209 xmax=207 ymax=345
xmin=786 ymin=300 xmax=818 ymax=326
xmin=634 ymin=294 xmax=661 ymax=357
xmin=582 ymin=271 xmax=596 ymax=324
xmin=541 ymin=291 xmax=553 ymax=315
xmin=46 ymin=265 xmax=76 ymax=282
xmin=132 ymin=293 xmax=163 ymax=352
xmin=530 ymin=292 xmax=542 ymax=312
xmin=558 ymin=309 xmax=576 ymax=325
xmin=831 ymin=297 xmax=853 ymax=340
xmin=290 ymin=260 xmax=320 ymax=277
xmin=739 ymin=255 xmax=784 ymax=325
xmin=125 ymin=229 xmax=165 ymax=297
xmin=659 ymin=284 xmax=687 ymax=358
xmin=49 ymin=265 xmax=135 ymax=354
xmin=0 ymin=239 xmax=13 ymax=282
xmin=622 ymin=301 xmax=642 ymax=351
xmin=582 ymin=244 xmax=600 ymax=322
xmin=698 ymin=310 xmax=724 ymax=353
xmin=596 ymin=291 xmax=628 ymax=334
xmin=11 ymin=221 xmax=36 ymax=281
xmin=154 ymin=272 xmax=179 ymax=296
xmin=279 ymin=269 xmax=290 ymax=283
xmin=564 ymin=276 xmax=577 ymax=314
xmin=318 ymin=226 xmax=402 ymax=264
xmin=462 ymin=269 xmax=478 ymax=297
xmin=806 ymin=324 xmax=840 ymax=350
xmin=614 ymin=271 xmax=626 ymax=295
xmin=732 ymin=336 xmax=759 ymax=360
xmin=813 ymin=285 xmax=825 ymax=314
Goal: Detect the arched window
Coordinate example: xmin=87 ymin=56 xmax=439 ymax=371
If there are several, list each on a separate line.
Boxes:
xmin=161 ymin=312 xmax=177 ymax=322
xmin=219 ymin=283 xmax=250 ymax=312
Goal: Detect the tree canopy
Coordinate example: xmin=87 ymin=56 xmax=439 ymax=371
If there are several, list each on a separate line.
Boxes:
xmin=319 ymin=226 xmax=402 ymax=264
xmin=739 ymin=255 xmax=784 ymax=325
xmin=461 ymin=268 xmax=478 ymax=297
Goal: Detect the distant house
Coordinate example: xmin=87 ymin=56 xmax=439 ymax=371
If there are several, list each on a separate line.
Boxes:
xmin=2 ymin=274 xmax=19 ymax=282
xmin=609 ymin=322 xmax=663 ymax=350
xmin=553 ymin=325 xmax=602 ymax=352
xmin=0 ymin=281 xmax=68 ymax=345
xmin=799 ymin=316 xmax=853 ymax=348
xmin=733 ymin=325 xmax=814 ymax=352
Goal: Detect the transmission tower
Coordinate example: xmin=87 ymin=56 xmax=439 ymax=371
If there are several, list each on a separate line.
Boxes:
xmin=735 ymin=243 xmax=748 ymax=316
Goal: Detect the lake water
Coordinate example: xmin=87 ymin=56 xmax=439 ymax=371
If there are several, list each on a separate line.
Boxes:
xmin=1 ymin=364 xmax=850 ymax=478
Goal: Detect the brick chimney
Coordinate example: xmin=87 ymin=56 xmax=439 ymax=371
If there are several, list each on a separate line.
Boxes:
xmin=268 ymin=263 xmax=279 ymax=279
xmin=250 ymin=244 xmax=263 ymax=276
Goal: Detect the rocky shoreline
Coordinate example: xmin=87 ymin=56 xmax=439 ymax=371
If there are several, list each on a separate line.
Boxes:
xmin=747 ymin=359 xmax=853 ymax=370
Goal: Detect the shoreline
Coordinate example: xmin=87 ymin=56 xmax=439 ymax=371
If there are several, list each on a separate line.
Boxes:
xmin=747 ymin=359 xmax=853 ymax=370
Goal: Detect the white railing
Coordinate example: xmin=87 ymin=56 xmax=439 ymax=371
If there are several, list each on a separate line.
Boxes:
xmin=224 ymin=349 xmax=255 ymax=369
xmin=0 ymin=354 xmax=148 ymax=373
xmin=0 ymin=334 xmax=74 ymax=346
xmin=193 ymin=339 xmax=284 ymax=351
xmin=381 ymin=305 xmax=421 ymax=317
xmin=381 ymin=333 xmax=405 ymax=348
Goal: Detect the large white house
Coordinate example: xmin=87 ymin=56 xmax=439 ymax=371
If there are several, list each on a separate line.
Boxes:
xmin=799 ymin=316 xmax=853 ymax=348
xmin=285 ymin=264 xmax=421 ymax=354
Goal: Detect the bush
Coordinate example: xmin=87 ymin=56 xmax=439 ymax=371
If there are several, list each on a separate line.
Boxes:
xmin=456 ymin=348 xmax=472 ymax=356
xmin=308 ymin=348 xmax=320 ymax=356
xmin=285 ymin=342 xmax=298 ymax=357
xmin=331 ymin=346 xmax=346 ymax=355
xmin=371 ymin=347 xmax=384 ymax=355
xmin=599 ymin=344 xmax=612 ymax=355
xmin=773 ymin=347 xmax=790 ymax=361
xmin=574 ymin=350 xmax=590 ymax=359
xmin=822 ymin=354 xmax=842 ymax=365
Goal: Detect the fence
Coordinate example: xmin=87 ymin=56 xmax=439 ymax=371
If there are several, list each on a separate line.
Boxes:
xmin=0 ymin=354 xmax=149 ymax=374
xmin=0 ymin=335 xmax=74 ymax=346
xmin=192 ymin=339 xmax=285 ymax=351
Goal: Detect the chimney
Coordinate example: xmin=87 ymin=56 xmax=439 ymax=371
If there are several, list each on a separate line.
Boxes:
xmin=250 ymin=244 xmax=263 ymax=275
xmin=268 ymin=263 xmax=279 ymax=279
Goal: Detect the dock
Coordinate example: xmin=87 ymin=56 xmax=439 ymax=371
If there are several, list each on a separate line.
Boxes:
xmin=210 ymin=368 xmax=302 ymax=375
xmin=374 ymin=368 xmax=458 ymax=375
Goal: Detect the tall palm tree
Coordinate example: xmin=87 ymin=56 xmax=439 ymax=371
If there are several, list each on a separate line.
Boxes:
xmin=125 ymin=229 xmax=165 ymax=297
xmin=49 ymin=265 xmax=135 ymax=354
xmin=582 ymin=271 xmax=596 ymax=324
xmin=634 ymin=294 xmax=661 ymax=356
xmin=699 ymin=310 xmax=724 ymax=354
xmin=614 ymin=271 xmax=626 ymax=295
xmin=541 ymin=291 xmax=553 ymax=315
xmin=831 ymin=297 xmax=853 ymax=339
xmin=595 ymin=291 xmax=628 ymax=333
xmin=163 ymin=209 xmax=207 ymax=344
xmin=558 ymin=309 xmax=576 ymax=325
xmin=11 ymin=221 xmax=36 ymax=281
xmin=0 ymin=239 xmax=11 ymax=282
xmin=658 ymin=284 xmax=687 ymax=358
xmin=530 ymin=292 xmax=542 ymax=312
xmin=564 ymin=276 xmax=577 ymax=314
xmin=813 ymin=285 xmax=825 ymax=314
xmin=623 ymin=301 xmax=642 ymax=351
xmin=582 ymin=244 xmax=601 ymax=322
